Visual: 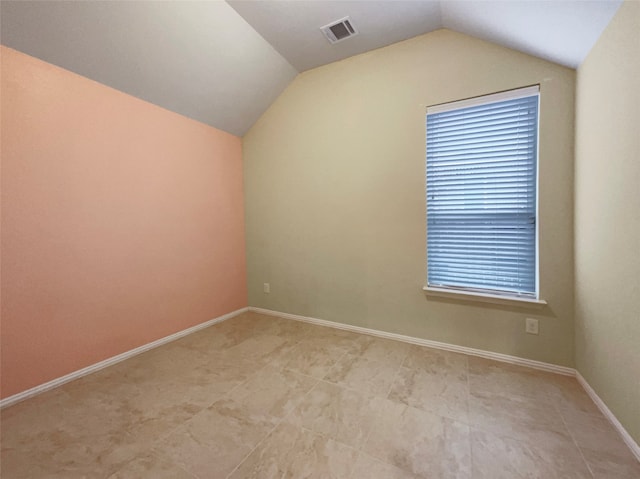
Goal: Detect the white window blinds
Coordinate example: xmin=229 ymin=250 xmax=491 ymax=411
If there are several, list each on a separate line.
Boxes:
xmin=426 ymin=86 xmax=539 ymax=297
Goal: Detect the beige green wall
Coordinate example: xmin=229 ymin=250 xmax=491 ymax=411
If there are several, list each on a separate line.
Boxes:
xmin=243 ymin=29 xmax=576 ymax=367
xmin=575 ymin=1 xmax=640 ymax=444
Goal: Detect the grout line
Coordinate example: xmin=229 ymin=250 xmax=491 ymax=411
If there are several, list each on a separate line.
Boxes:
xmin=147 ymin=449 xmax=200 ymax=479
xmin=226 ymin=330 xmax=396 ymax=477
xmin=384 ymin=352 xmax=408 ymax=400
xmin=348 ymin=401 xmax=380 ymax=478
xmin=145 ymin=336 xmax=282 ymax=456
xmin=221 ymin=318 xmax=328 ymax=477
xmin=142 ymin=371 xmax=262 ymax=454
xmin=318 ymin=348 xmax=350 ymax=381
xmin=222 ymin=409 xmax=284 ymax=478
xmin=554 ymin=402 xmax=596 ymax=479
xmin=280 ymin=366 xmax=326 ymax=382
xmin=221 ymin=360 xmax=274 ymax=399
xmin=277 ymin=336 xmax=352 ymax=382
xmin=355 ymin=352 xmax=415 ymax=478
xmin=223 ymin=373 xmax=321 ymax=479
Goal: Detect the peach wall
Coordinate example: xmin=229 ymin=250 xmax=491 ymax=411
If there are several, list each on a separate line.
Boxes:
xmin=0 ymin=46 xmax=247 ymax=399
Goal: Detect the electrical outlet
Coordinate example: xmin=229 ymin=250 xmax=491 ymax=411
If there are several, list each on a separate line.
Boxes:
xmin=263 ymin=283 xmax=270 ymax=294
xmin=525 ymin=318 xmax=539 ymax=335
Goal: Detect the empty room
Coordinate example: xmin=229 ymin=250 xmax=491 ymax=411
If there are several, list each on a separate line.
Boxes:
xmin=1 ymin=0 xmax=638 ymax=477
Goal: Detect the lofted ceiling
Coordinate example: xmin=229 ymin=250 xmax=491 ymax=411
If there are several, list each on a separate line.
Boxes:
xmin=228 ymin=0 xmax=443 ymax=72
xmin=1 ymin=0 xmax=622 ymax=136
xmin=0 ymin=0 xmax=297 ymax=136
xmin=228 ymin=0 xmax=622 ymax=71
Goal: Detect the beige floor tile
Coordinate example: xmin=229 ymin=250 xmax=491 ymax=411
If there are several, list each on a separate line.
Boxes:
xmin=363 ymin=399 xmax=472 ymax=478
xmin=325 ymin=353 xmax=401 ymax=397
xmin=227 ymin=365 xmax=318 ymax=423
xmin=278 ymin=338 xmax=349 ymax=378
xmin=388 ymin=366 xmax=469 ymax=422
xmin=583 ymin=448 xmax=640 ymax=479
xmin=172 ymin=312 xmax=292 ymax=354
xmin=403 ymin=346 xmax=469 ymax=377
xmin=124 ymin=353 xmax=264 ymax=439
xmin=467 ymin=389 xmax=573 ymax=448
xmin=546 ymin=375 xmax=602 ymax=416
xmin=241 ymin=311 xmax=305 ymax=332
xmin=4 ymin=313 xmax=630 ymax=479
xmin=349 ymin=335 xmax=411 ymax=365
xmin=124 ymin=342 xmax=210 ymax=380
xmin=171 ymin=324 xmax=252 ymax=352
xmin=471 ymin=427 xmax=592 ymax=478
xmin=561 ymin=407 xmax=639 ymax=466
xmin=224 ymin=333 xmax=297 ymax=363
xmin=388 ymin=346 xmax=468 ymax=422
xmin=256 ymin=315 xmax=317 ymax=339
xmin=14 ymin=382 xmax=130 ymax=447
xmin=292 ymin=380 xmax=385 ymax=449
xmin=351 ymin=453 xmax=421 ymax=479
xmin=187 ymin=350 xmax=267 ymax=394
xmin=468 ymin=357 xmax=554 ymax=404
xmin=1 ymin=425 xmax=142 ymax=478
xmin=3 ymin=380 xmax=136 ymax=453
xmin=222 ymin=312 xmax=290 ymax=336
xmin=107 ymin=453 xmax=196 ymax=478
xmin=0 ymin=447 xmax=57 ymax=479
xmin=227 ymin=420 xmax=359 ymax=479
xmin=1 ymin=388 xmax=74 ymax=438
xmin=118 ymin=385 xmax=205 ymax=444
xmin=61 ymin=361 xmax=143 ymax=402
xmin=298 ymin=332 xmax=358 ymax=351
xmin=152 ymin=397 xmax=275 ymax=479
xmin=305 ymin=326 xmax=363 ymax=349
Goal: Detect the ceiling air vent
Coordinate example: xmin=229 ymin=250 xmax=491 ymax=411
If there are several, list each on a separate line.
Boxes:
xmin=320 ymin=16 xmax=358 ymax=44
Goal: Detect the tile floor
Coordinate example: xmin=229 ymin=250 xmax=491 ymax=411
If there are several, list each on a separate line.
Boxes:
xmin=1 ymin=311 xmax=639 ymax=478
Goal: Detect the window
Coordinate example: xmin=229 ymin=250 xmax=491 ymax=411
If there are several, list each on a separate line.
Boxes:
xmin=426 ymin=86 xmax=539 ymax=299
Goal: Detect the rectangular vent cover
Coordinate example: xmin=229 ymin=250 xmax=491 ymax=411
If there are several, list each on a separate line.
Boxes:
xmin=321 ymin=16 xmax=358 ymax=44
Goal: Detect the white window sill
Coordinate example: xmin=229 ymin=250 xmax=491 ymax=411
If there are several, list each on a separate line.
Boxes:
xmin=423 ymin=286 xmax=547 ymax=309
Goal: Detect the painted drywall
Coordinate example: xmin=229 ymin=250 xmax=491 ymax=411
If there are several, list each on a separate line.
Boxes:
xmin=574 ymin=2 xmax=640 ymax=443
xmin=0 ymin=47 xmax=247 ymax=399
xmin=244 ymin=29 xmax=576 ymax=367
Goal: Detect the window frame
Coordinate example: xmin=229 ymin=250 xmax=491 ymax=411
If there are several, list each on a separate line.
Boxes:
xmin=424 ymin=85 xmax=542 ymax=304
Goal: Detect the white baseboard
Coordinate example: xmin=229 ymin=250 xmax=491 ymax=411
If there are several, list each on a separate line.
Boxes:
xmin=4 ymin=304 xmax=637 ymax=463
xmin=576 ymin=372 xmax=640 ymax=462
xmin=0 ymin=307 xmax=249 ymax=409
xmin=248 ymin=307 xmax=575 ymax=376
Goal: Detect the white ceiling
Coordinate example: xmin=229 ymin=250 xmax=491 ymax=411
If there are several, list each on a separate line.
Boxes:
xmin=440 ymin=0 xmax=622 ymax=69
xmin=228 ymin=1 xmax=443 ymax=72
xmin=1 ymin=1 xmax=622 ymax=136
xmin=0 ymin=1 xmax=297 ymax=136
xmin=229 ymin=0 xmax=622 ymax=72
